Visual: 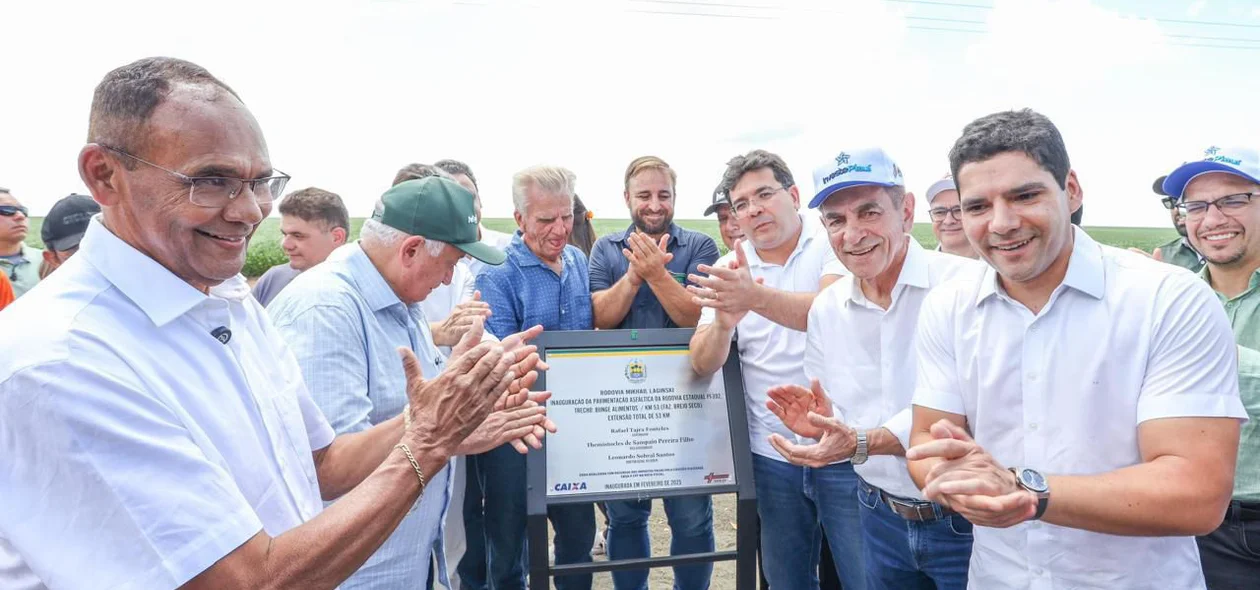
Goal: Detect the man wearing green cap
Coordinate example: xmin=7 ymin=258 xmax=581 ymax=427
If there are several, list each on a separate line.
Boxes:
xmin=269 ymin=176 xmax=557 ymax=589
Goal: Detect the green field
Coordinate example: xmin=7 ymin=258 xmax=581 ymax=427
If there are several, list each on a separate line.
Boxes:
xmin=26 ymin=217 xmax=1179 ymax=278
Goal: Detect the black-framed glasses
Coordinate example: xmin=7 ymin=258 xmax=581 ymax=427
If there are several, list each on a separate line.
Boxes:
xmin=929 ymin=206 xmax=962 ymax=222
xmin=0 ymin=205 xmax=28 ymax=217
xmin=102 ymin=145 xmax=290 ymax=208
xmin=731 ymin=185 xmax=789 ymax=218
xmin=1160 ymin=196 xmax=1176 ymax=210
xmin=1174 ymin=192 xmax=1256 ymax=218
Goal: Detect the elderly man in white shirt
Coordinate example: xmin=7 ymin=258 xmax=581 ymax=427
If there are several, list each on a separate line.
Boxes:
xmin=767 ymin=147 xmax=982 ymax=590
xmin=0 ymin=57 xmax=543 ymax=590
xmin=905 ymin=108 xmax=1247 ymax=589
xmin=687 ymin=150 xmax=858 ymax=590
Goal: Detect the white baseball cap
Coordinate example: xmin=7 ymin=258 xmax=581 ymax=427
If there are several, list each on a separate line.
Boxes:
xmin=809 ymin=147 xmax=904 ymax=209
xmin=1162 ymin=146 xmax=1260 ymax=199
xmin=925 ymin=175 xmax=957 ymax=204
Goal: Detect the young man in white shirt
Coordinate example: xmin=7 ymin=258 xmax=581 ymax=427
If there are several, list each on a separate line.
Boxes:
xmin=905 ymin=108 xmax=1247 ymax=589
xmin=687 ymin=150 xmax=859 ymax=590
xmin=768 ymin=147 xmax=982 ymax=590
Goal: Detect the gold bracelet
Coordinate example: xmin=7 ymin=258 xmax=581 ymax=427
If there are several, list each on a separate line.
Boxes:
xmin=395 ymin=443 xmax=427 ymax=491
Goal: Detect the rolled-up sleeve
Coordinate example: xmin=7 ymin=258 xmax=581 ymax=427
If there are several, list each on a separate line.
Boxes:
xmin=911 ymin=291 xmax=967 ymax=416
xmin=0 ymin=361 xmax=263 ymax=589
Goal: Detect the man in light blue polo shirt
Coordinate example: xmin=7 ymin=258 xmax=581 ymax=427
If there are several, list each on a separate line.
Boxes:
xmin=269 ymin=177 xmax=555 ymax=589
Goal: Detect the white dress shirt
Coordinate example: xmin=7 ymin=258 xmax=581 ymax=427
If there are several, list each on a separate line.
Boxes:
xmin=699 ymin=213 xmax=847 ymax=461
xmin=465 ymin=225 xmax=515 ymax=280
xmin=422 ymin=259 xmax=477 ymax=327
xmin=807 ymin=238 xmax=984 ymax=498
xmin=0 ymin=219 xmax=334 ymax=589
xmin=913 ymin=226 xmax=1246 ymax=589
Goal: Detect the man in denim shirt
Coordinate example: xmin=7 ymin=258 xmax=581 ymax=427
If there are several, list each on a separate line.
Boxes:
xmin=474 ymin=165 xmax=595 ymax=590
xmin=588 ymin=156 xmax=720 ymax=590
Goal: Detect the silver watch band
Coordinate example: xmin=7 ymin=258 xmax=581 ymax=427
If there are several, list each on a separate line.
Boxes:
xmin=852 ymin=430 xmax=869 ymax=465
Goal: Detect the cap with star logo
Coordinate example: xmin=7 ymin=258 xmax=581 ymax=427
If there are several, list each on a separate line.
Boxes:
xmin=372 ymin=176 xmax=506 ymax=265
xmin=1162 ymin=146 xmax=1260 ymax=199
xmin=810 ymin=146 xmax=905 ymax=209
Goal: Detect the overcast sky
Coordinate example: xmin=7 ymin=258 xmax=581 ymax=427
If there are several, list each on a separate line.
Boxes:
xmin=3 ymin=0 xmax=1259 ymax=227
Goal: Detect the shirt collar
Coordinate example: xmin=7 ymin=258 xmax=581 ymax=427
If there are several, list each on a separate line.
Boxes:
xmin=975 ymin=225 xmax=1105 ymax=306
xmin=78 ymin=217 xmax=224 ymax=327
xmin=1199 ymin=264 xmax=1260 ymax=300
xmin=616 ymin=223 xmax=685 ymax=247
xmin=846 ymin=236 xmax=930 ymax=306
xmin=341 ymin=243 xmax=406 ymax=312
xmin=507 ymin=230 xmax=574 ymax=271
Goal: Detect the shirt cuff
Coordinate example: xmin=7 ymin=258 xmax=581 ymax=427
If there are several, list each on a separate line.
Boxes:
xmin=911 ymin=388 xmax=966 ymax=416
xmin=1136 ymin=393 xmax=1249 ymax=425
xmin=879 ymin=408 xmax=914 ymax=450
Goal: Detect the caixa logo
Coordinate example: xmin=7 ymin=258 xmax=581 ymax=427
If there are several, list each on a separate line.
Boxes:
xmin=703 ymin=472 xmax=731 ymax=484
xmin=554 ymin=481 xmax=588 ymax=492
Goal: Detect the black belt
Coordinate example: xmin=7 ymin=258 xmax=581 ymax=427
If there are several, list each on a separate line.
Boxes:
xmin=1230 ymin=500 xmax=1260 ymax=522
xmin=861 ymin=479 xmax=955 ymax=522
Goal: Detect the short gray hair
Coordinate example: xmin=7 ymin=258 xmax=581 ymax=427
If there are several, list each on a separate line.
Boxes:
xmin=360 ymin=218 xmax=448 ymax=257
xmin=512 ymin=165 xmax=576 ymax=214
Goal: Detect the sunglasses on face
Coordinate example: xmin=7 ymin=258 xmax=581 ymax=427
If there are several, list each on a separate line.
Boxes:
xmin=0 ymin=205 xmax=28 ymax=217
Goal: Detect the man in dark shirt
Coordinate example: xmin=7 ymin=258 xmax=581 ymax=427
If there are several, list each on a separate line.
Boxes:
xmin=588 ymin=156 xmax=720 ymax=590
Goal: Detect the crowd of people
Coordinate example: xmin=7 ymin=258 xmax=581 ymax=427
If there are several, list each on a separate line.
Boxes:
xmin=0 ymin=56 xmax=1257 ymax=590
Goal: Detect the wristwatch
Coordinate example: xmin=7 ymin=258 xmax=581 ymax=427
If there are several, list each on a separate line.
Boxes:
xmin=852 ymin=430 xmax=869 ymax=465
xmin=1011 ymin=467 xmax=1050 ymax=520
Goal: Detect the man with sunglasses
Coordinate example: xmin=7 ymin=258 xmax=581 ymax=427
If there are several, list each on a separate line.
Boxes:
xmin=1162 ymin=146 xmax=1260 ymax=590
xmin=1151 ymin=174 xmax=1205 ymax=272
xmin=0 ymin=188 xmax=41 ymax=297
xmin=924 ymin=175 xmax=977 ymax=259
xmin=0 ymin=57 xmax=543 ymax=590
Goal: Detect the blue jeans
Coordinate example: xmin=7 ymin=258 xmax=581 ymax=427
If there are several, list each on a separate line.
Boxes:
xmin=857 ymin=479 xmax=972 ymax=590
xmin=1197 ymin=500 xmax=1260 ymax=590
xmin=751 ymin=454 xmax=865 ymax=590
xmin=469 ymin=443 xmax=596 ymax=590
xmin=606 ymin=495 xmax=715 ymax=590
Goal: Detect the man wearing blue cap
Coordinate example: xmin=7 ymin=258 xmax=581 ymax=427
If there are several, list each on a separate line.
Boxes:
xmin=1162 ymin=146 xmax=1260 ymax=590
xmin=269 ymin=177 xmax=556 ymax=590
xmin=769 ymin=147 xmax=981 ymax=589
xmin=687 ymin=149 xmax=851 ymax=590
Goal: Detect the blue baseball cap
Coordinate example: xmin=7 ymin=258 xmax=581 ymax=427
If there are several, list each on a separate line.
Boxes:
xmin=1162 ymin=146 xmax=1260 ymax=199
xmin=809 ymin=147 xmax=904 ymax=209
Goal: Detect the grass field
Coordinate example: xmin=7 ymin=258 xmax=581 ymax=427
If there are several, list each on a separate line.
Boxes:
xmin=25 ymin=217 xmax=1180 ymax=277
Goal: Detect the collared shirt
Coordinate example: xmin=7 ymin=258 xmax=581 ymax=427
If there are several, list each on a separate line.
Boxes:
xmin=913 ymin=226 xmax=1246 ymax=590
xmin=1156 ymin=235 xmax=1204 ymax=273
xmin=0 ymin=243 xmax=41 ymax=297
xmin=1202 ymin=265 xmax=1260 ymax=501
xmin=808 ymin=238 xmax=983 ymax=499
xmin=477 ymin=232 xmax=593 ymax=339
xmin=698 ymin=213 xmax=847 ymax=461
xmin=268 ymin=243 xmax=453 ymax=589
xmin=588 ymin=223 xmax=720 ymax=329
xmin=252 ymin=262 xmax=302 ymax=306
xmin=0 ymin=219 xmax=334 ymax=590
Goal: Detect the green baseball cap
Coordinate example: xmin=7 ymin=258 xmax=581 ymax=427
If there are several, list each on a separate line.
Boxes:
xmin=372 ymin=177 xmax=506 ymax=265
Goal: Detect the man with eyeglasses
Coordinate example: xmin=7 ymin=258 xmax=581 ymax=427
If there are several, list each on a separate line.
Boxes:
xmin=1161 ymin=146 xmax=1260 ymax=590
xmin=0 ymin=57 xmax=543 ymax=590
xmin=923 ymin=175 xmax=977 ymax=259
xmin=1151 ymin=174 xmax=1205 ymax=272
xmin=0 ymin=188 xmax=41 ymax=297
xmin=687 ymin=150 xmax=855 ymax=590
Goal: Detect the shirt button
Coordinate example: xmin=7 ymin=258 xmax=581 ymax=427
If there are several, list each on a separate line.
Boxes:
xmin=1029 ymin=423 xmax=1038 ymax=431
xmin=1028 ymin=373 xmax=1038 ymax=380
xmin=1033 ymin=567 xmax=1044 ymax=576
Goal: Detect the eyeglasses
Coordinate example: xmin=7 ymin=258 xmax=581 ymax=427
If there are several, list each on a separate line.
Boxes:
xmin=929 ymin=206 xmax=962 ymax=222
xmin=1160 ymin=196 xmax=1176 ymax=210
xmin=731 ymin=185 xmax=789 ymax=218
xmin=102 ymin=145 xmax=290 ymax=209
xmin=0 ymin=205 xmax=28 ymax=217
xmin=1174 ymin=192 xmax=1255 ymax=219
